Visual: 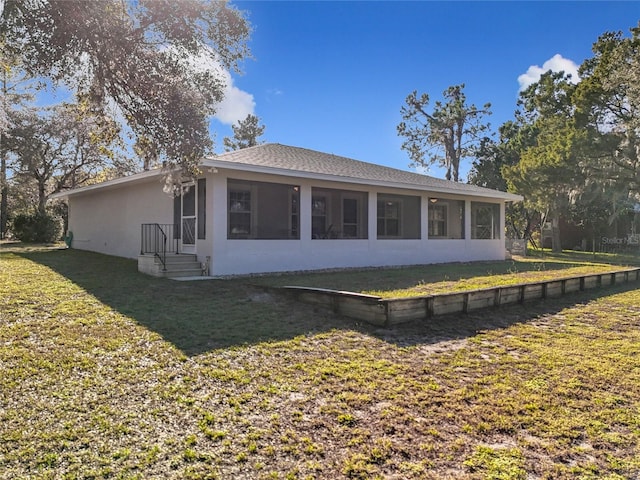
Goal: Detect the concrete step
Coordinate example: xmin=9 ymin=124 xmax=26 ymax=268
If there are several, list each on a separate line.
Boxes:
xmin=138 ymin=254 xmax=204 ymax=278
xmin=155 ymin=254 xmax=198 ymax=264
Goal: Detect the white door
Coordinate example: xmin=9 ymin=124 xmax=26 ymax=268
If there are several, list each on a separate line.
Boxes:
xmin=181 ymin=183 xmax=196 ymax=254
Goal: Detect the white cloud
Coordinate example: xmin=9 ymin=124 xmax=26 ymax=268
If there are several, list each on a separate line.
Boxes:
xmin=213 ymin=69 xmax=255 ymax=125
xmin=517 ymin=54 xmax=580 ymax=91
xmin=170 ymin=46 xmax=255 ymax=125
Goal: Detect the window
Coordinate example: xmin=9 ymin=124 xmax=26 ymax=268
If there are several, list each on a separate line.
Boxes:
xmin=312 ymin=196 xmax=327 ymax=238
xmin=290 ymin=189 xmax=299 ymax=238
xmin=311 ymin=188 xmax=368 ymax=239
xmin=428 ymin=198 xmax=465 ymax=239
xmin=472 ymin=202 xmax=500 ymax=239
xmin=377 ymin=200 xmax=400 ymax=237
xmin=228 ymin=179 xmax=300 ymax=239
xmin=377 ymin=194 xmax=421 ymax=239
xmin=342 ymin=198 xmax=359 ymax=238
xmin=183 ymin=184 xmax=195 ymax=216
xmin=228 ymin=189 xmax=251 ymax=238
xmin=428 ymin=203 xmax=447 ymax=238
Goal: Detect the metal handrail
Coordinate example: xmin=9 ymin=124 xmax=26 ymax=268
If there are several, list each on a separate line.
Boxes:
xmin=140 ymin=223 xmax=179 ymax=271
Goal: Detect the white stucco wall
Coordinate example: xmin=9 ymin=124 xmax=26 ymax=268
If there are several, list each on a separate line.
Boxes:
xmin=67 ymin=177 xmax=173 ymax=259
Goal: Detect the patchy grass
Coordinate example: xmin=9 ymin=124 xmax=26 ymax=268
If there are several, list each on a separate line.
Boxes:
xmin=364 ymin=264 xmax=625 ymax=298
xmin=1 ymin=247 xmax=640 ymax=479
xmin=253 ymin=249 xmax=635 ymax=298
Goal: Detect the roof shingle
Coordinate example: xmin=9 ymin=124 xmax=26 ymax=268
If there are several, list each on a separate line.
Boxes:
xmin=207 ymin=143 xmax=521 ymax=201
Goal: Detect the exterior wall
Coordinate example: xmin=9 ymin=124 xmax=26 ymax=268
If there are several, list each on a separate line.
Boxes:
xmin=65 ymin=168 xmax=507 ymax=275
xmin=207 ymin=169 xmax=507 ymax=276
xmin=68 ymin=178 xmax=173 ymax=259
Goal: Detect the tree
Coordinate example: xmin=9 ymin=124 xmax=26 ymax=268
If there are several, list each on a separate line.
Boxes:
xmin=134 ymin=135 xmax=160 ymax=171
xmin=574 ymin=24 xmax=640 ymax=201
xmin=6 ymin=102 xmax=120 ymax=214
xmin=223 ymin=113 xmax=265 ymax=151
xmin=468 ymin=122 xmax=539 ymax=243
xmin=0 ymin=45 xmax=34 ymax=239
xmin=1 ymin=0 xmax=251 ymax=178
xmin=502 ymin=71 xmax=583 ymax=253
xmin=397 ymin=84 xmax=491 ymax=182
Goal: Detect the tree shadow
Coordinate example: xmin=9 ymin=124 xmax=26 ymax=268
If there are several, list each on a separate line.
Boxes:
xmin=18 ymin=248 xmax=639 ymax=357
xmin=18 ymin=249 xmax=364 ymax=356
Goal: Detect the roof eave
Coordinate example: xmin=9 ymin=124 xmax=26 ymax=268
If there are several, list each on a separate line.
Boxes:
xmin=48 ymin=169 xmax=165 ymax=200
xmin=202 ymin=158 xmax=523 ymax=202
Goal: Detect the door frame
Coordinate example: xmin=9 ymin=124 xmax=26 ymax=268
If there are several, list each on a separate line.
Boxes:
xmin=180 ymin=182 xmax=197 ymax=254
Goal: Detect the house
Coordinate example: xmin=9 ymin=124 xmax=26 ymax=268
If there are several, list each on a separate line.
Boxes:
xmin=51 ymin=143 xmax=523 ymax=277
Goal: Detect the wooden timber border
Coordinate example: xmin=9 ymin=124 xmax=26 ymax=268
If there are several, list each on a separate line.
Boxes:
xmin=281 ymin=268 xmax=640 ymax=327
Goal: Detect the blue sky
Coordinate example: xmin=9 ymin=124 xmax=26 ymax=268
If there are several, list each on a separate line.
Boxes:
xmin=212 ymin=1 xmax=640 ymax=180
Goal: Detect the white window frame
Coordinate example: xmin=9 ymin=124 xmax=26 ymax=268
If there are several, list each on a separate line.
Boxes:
xmin=377 ymin=198 xmax=402 ymax=238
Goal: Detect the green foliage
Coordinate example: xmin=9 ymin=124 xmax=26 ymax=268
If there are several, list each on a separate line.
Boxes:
xmin=1 ymin=0 xmax=251 ymax=175
xmin=6 ymin=102 xmax=122 ymax=213
xmin=223 ymin=114 xmax=266 ymax=152
xmin=468 ymin=121 xmax=540 ymax=242
xmin=502 ymin=72 xmax=581 ymax=203
xmin=397 ymin=84 xmax=491 ymax=182
xmin=493 ymin=24 xmax=640 ymax=251
xmin=10 ymin=211 xmax=62 ymax=242
xmin=576 ymin=24 xmax=640 ymax=198
xmin=500 ymin=71 xmax=584 ymax=252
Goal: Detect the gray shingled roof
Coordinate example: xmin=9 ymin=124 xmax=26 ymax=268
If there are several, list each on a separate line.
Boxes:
xmin=205 ymin=143 xmax=522 ymax=201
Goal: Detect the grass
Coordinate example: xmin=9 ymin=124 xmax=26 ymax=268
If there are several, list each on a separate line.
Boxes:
xmin=1 ymin=244 xmax=640 ymax=479
xmin=252 ymin=248 xmax=637 ymax=298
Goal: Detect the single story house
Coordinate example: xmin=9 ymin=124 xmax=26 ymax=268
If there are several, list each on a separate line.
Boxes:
xmin=51 ymin=143 xmax=523 ymax=277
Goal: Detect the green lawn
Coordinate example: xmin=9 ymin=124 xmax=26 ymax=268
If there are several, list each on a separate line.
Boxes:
xmin=1 ymin=246 xmax=639 ymax=479
xmin=253 ymin=248 xmax=637 ymax=298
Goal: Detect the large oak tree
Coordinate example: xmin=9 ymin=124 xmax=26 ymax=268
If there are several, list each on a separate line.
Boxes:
xmin=576 ymin=25 xmax=640 ymax=199
xmin=7 ymin=102 xmax=121 ymax=214
xmin=1 ymin=0 xmax=251 ymax=180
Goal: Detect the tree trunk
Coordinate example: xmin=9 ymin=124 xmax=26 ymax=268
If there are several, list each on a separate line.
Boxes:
xmin=1 ymin=69 xmax=7 ymax=239
xmin=0 ymin=142 xmax=7 ymax=239
xmin=38 ymin=180 xmax=47 ymax=215
xmin=551 ymin=215 xmax=562 ymax=253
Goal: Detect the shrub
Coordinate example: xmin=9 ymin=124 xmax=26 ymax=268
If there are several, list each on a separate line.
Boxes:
xmin=10 ymin=211 xmax=63 ymax=243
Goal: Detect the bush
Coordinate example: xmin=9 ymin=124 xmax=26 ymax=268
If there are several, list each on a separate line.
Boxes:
xmin=10 ymin=211 xmax=63 ymax=243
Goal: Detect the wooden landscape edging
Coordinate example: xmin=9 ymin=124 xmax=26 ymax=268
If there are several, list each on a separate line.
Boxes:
xmin=282 ymin=267 xmax=640 ymax=327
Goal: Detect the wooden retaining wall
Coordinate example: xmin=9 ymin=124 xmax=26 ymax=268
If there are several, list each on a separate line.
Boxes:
xmin=282 ymin=268 xmax=640 ymax=327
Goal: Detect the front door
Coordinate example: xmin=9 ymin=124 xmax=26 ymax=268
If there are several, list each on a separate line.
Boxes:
xmin=181 ymin=183 xmax=197 ymax=253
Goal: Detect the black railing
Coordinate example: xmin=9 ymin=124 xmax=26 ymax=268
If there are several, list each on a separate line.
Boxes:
xmin=140 ymin=223 xmax=179 ymax=271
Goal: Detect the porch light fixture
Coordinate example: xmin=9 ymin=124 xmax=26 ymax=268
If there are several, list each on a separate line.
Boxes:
xmin=429 ymin=198 xmax=438 ymax=203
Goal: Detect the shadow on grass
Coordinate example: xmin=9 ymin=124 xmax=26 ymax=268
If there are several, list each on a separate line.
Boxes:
xmin=17 ymin=249 xmax=365 ymax=356
xmin=17 ymin=248 xmax=640 ymax=356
